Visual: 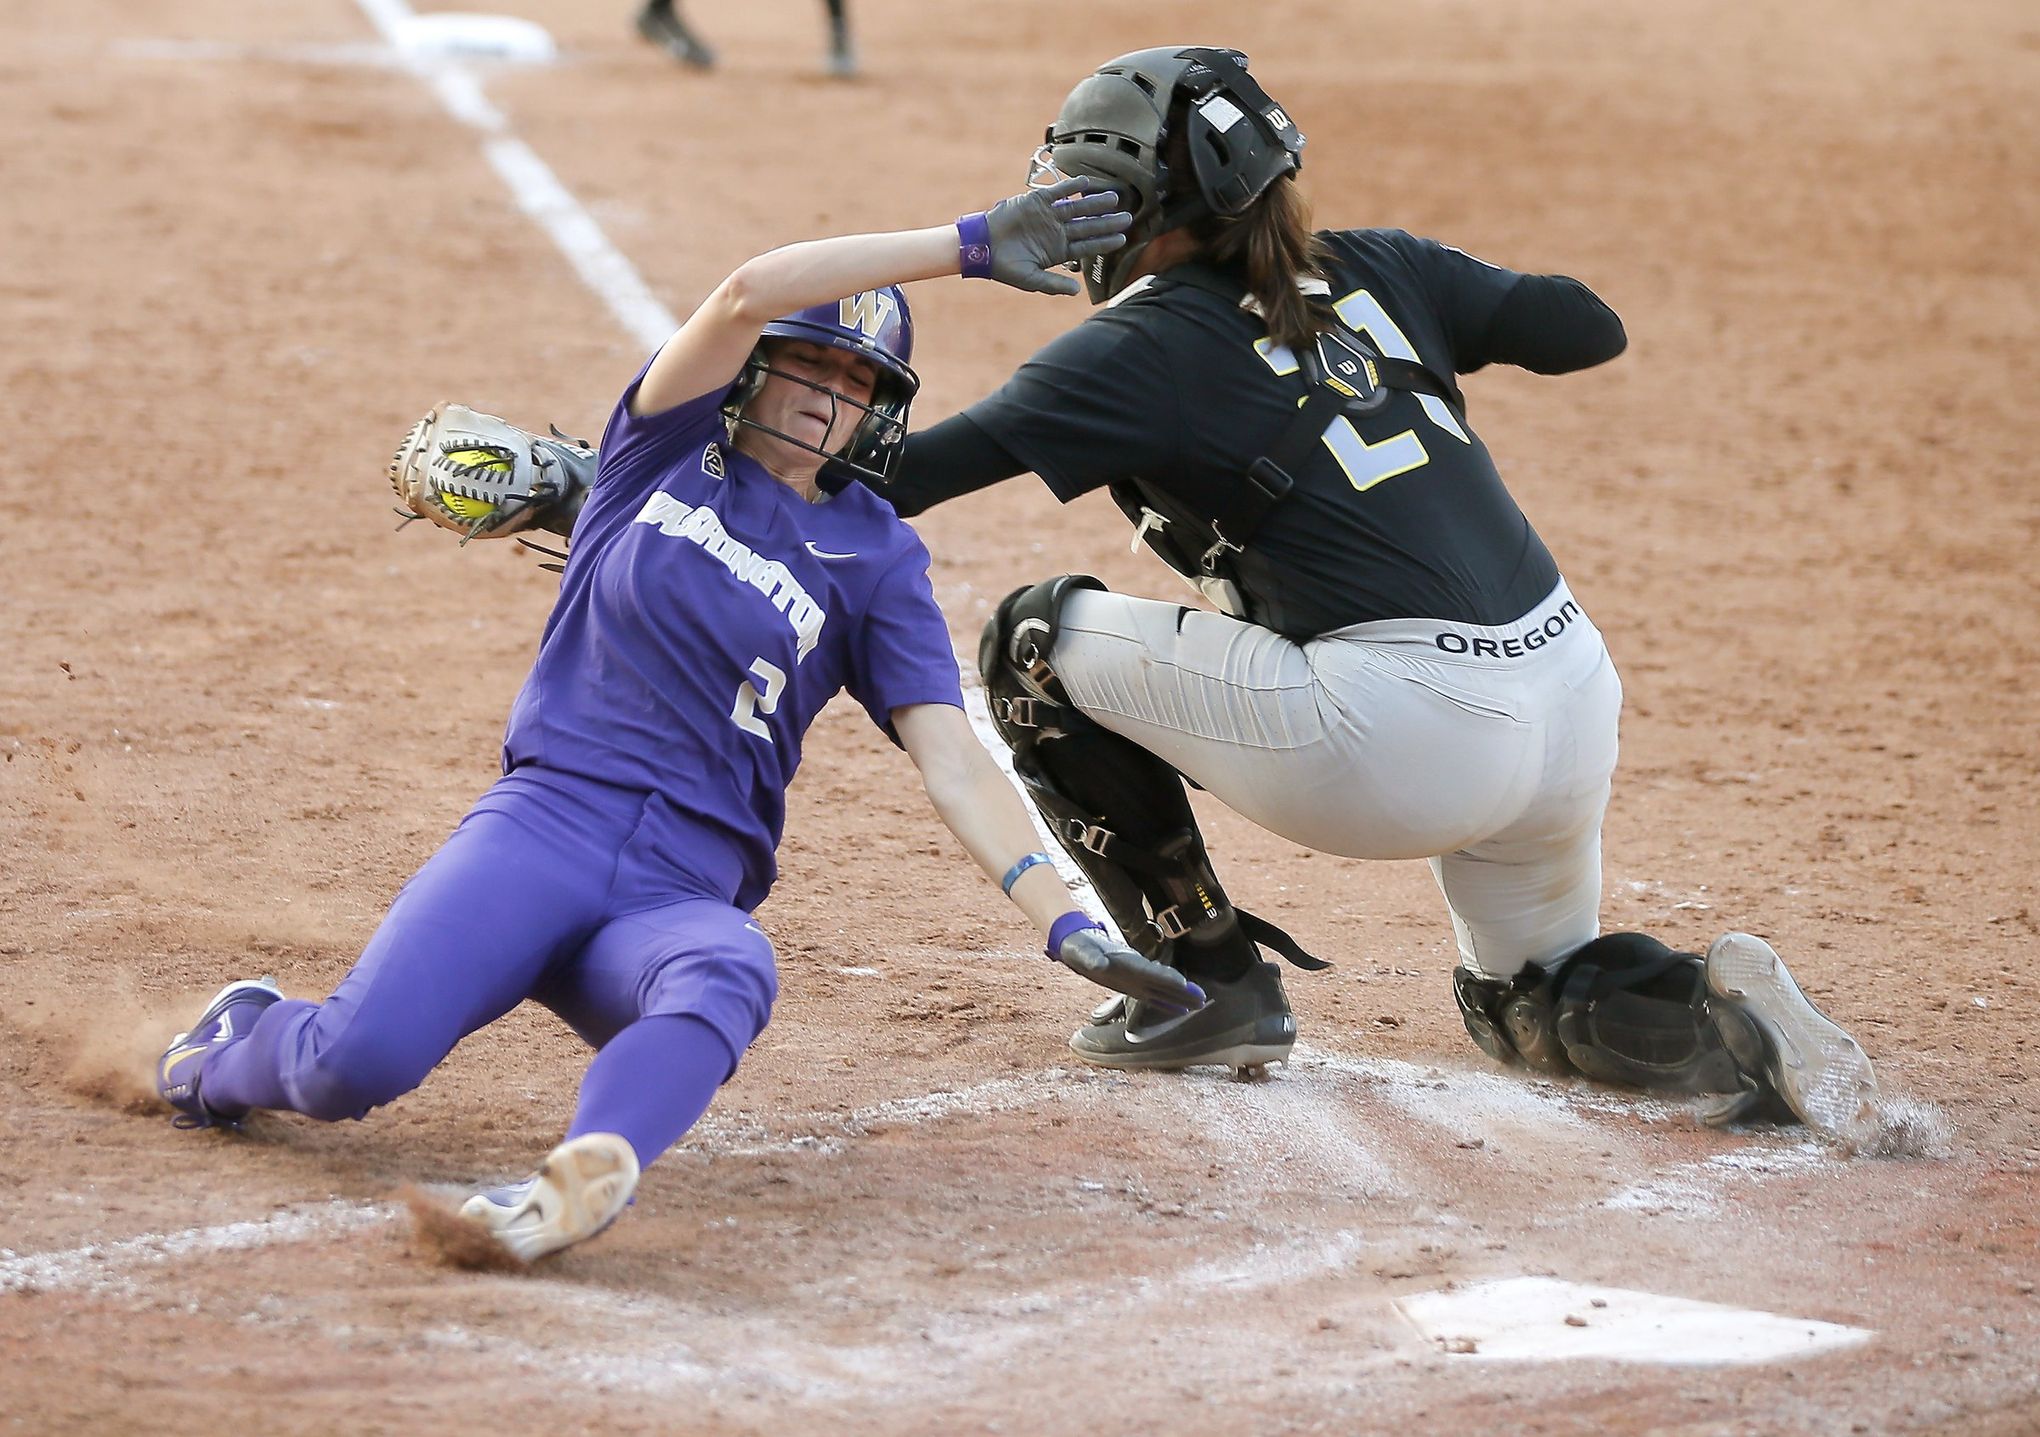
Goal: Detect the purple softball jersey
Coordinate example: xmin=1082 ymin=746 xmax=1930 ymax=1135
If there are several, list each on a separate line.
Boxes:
xmin=504 ymin=370 xmax=965 ymax=910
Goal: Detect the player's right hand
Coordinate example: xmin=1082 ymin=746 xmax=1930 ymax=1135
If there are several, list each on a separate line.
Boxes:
xmin=1053 ymin=924 xmax=1207 ymax=1013
xmin=982 ymin=176 xmax=1131 ymax=296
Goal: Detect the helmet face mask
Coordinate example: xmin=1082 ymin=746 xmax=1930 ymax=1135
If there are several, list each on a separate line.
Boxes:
xmin=724 ymin=287 xmax=920 ymax=487
xmin=1034 ymin=46 xmax=1305 ymax=303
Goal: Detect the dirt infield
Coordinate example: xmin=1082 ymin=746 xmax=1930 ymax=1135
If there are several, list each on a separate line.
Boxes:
xmin=3 ymin=1 xmax=2036 ymax=1432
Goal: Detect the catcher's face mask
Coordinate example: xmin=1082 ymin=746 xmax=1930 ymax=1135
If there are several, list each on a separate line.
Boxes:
xmin=1034 ymin=46 xmax=1305 ymax=304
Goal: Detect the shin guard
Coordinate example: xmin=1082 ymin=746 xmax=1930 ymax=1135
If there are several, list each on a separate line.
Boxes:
xmin=979 ymin=578 xmax=1324 ymax=981
xmin=1454 ymin=933 xmax=1753 ymax=1094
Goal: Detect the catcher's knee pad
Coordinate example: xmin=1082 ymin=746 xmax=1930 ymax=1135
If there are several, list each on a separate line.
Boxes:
xmin=1453 ymin=933 xmax=1749 ymax=1094
xmin=977 ymin=575 xmax=1102 ymax=725
xmin=979 ymin=577 xmax=1245 ymax=970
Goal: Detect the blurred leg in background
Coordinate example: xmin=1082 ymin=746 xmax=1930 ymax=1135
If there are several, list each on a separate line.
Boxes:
xmin=824 ymin=0 xmax=856 ymax=78
xmin=635 ymin=0 xmax=715 ymax=69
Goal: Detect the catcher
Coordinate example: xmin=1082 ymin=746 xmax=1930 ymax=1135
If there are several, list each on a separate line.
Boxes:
xmin=151 ymin=177 xmax=1183 ymax=1262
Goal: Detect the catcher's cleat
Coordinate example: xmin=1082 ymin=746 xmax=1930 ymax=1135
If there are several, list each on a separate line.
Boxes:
xmin=156 ymin=978 xmax=283 ymax=1130
xmin=1703 ymin=933 xmax=1881 ymax=1147
xmin=635 ymin=2 xmax=715 ymax=68
xmin=1070 ymin=960 xmax=1295 ymax=1072
xmin=459 ymin=1133 xmax=640 ymax=1263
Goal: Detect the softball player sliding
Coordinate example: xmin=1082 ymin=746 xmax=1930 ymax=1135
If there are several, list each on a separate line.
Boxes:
xmin=152 ymin=179 xmax=1197 ymax=1262
xmin=874 ymin=47 xmax=1883 ymax=1146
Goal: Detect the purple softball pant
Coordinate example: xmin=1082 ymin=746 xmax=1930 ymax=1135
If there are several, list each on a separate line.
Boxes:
xmin=202 ymin=769 xmax=776 ymax=1163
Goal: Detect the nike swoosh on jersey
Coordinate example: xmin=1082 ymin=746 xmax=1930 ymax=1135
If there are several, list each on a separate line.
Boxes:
xmin=803 ymin=541 xmax=858 ymax=560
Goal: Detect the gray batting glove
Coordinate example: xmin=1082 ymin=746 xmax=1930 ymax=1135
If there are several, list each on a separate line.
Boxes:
xmin=966 ymin=177 xmax=1131 ymax=296
xmin=1051 ymin=916 xmax=1207 ymax=1013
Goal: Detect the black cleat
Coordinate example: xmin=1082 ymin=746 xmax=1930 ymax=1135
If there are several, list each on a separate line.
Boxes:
xmin=825 ymin=14 xmax=858 ymax=78
xmin=1070 ymin=961 xmax=1295 ymax=1074
xmin=635 ymin=3 xmax=715 ymax=69
xmin=1704 ymin=932 xmax=1881 ymax=1147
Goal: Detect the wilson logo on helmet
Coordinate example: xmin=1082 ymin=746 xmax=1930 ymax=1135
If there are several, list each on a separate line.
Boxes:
xmin=839 ymin=290 xmax=898 ymax=340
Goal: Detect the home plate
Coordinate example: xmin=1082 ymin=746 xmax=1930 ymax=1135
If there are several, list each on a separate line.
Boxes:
xmin=391 ymin=14 xmax=558 ymax=64
xmin=1396 ymin=1276 xmax=1872 ymax=1365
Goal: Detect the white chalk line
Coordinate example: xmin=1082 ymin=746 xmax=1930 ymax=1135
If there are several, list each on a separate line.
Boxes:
xmin=1601 ymin=1139 xmax=1829 ymax=1218
xmin=676 ymin=1047 xmax=1630 ymax=1173
xmin=0 ymin=1071 xmax=1115 ymax=1300
xmin=1 ymin=1051 xmax=1808 ymax=1301
xmin=109 ymin=38 xmax=403 ymax=66
xmin=2 ymin=1052 xmax=1871 ymax=1387
xmin=350 ymin=0 xmax=677 ymax=353
xmin=0 ymin=1200 xmax=396 ymax=1297
xmin=399 ymin=1225 xmax=1388 ymax=1405
xmin=639 ymin=1225 xmax=1381 ymax=1400
xmin=116 ymin=10 xmax=677 ymax=359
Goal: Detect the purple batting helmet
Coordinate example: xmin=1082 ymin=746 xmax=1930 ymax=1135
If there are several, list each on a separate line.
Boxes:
xmin=725 ymin=286 xmax=920 ymax=486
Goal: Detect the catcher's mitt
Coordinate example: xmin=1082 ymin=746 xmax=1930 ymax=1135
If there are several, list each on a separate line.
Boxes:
xmin=388 ymin=403 xmax=596 ymax=543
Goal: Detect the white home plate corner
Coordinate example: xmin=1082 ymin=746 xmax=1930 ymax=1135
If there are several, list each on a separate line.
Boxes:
xmin=1396 ymin=1276 xmax=1872 ymax=1365
xmin=390 ymin=13 xmax=556 ymax=64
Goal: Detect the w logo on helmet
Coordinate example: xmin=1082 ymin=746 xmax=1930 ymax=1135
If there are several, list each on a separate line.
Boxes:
xmin=840 ymin=289 xmax=898 ymax=340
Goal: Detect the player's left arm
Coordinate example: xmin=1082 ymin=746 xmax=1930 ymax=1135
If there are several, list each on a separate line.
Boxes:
xmin=892 ymin=702 xmax=1205 ymax=1010
xmin=1480 ymin=273 xmax=1627 ymax=374
xmin=1396 ymin=232 xmax=1626 ymax=376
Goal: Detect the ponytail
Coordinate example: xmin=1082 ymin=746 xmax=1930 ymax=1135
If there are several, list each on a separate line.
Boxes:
xmin=1193 ymin=177 xmax=1333 ymax=353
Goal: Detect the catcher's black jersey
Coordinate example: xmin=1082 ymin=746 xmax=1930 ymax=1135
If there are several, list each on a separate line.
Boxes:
xmin=893 ymin=228 xmax=1625 ymax=637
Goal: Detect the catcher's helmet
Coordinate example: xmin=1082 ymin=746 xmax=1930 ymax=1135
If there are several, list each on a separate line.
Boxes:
xmin=726 ymin=286 xmax=920 ymax=486
xmin=1031 ymin=47 xmax=1305 ymax=303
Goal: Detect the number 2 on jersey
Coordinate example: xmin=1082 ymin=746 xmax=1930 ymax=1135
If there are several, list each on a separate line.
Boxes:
xmin=1254 ymin=289 xmax=1471 ymax=493
xmin=731 ymin=657 xmax=786 ymax=741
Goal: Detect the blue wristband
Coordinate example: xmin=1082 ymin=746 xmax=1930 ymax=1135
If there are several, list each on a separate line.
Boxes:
xmin=1000 ymin=850 xmax=1054 ymax=895
xmin=1047 ymin=910 xmax=1105 ymax=960
xmin=956 ymin=212 xmax=993 ymax=279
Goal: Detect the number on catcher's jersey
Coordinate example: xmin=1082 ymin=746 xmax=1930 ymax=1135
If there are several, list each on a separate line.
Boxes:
xmin=1254 ymin=288 xmax=1471 ymax=494
xmin=731 ymin=657 xmax=787 ymax=741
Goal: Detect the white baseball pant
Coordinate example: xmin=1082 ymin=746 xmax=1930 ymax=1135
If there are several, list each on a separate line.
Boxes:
xmin=1049 ymin=580 xmax=1622 ymax=979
